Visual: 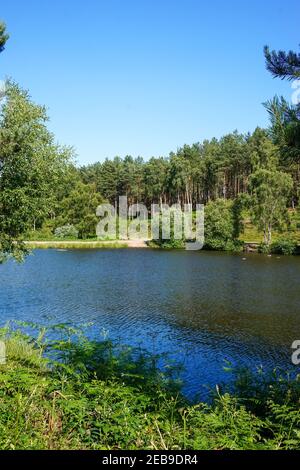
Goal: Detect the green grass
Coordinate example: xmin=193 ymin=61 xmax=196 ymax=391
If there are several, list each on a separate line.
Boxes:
xmin=25 ymin=241 xmax=128 ymax=250
xmin=0 ymin=325 xmax=299 ymax=450
xmin=239 ymin=223 xmax=300 ymax=244
xmin=239 ymin=210 xmax=300 ymax=244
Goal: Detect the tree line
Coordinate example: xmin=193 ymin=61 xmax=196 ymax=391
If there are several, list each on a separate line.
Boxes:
xmin=79 ymin=127 xmax=298 ymax=208
xmin=0 ymin=20 xmax=300 ymax=255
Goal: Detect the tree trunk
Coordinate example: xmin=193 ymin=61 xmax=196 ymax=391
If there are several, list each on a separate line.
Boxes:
xmin=264 ymin=224 xmax=272 ymax=245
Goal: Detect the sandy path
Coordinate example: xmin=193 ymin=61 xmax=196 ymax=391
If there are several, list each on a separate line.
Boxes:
xmin=125 ymin=239 xmax=149 ymax=248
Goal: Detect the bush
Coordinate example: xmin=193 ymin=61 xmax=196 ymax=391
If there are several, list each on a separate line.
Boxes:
xmin=224 ymin=240 xmax=243 ymax=252
xmin=153 ymin=237 xmax=185 ymax=250
xmin=54 ymin=224 xmax=79 ymax=240
xmin=25 ymin=225 xmax=54 ymax=241
xmin=258 ymin=242 xmax=271 ymax=254
xmin=271 ymin=237 xmax=298 ymax=255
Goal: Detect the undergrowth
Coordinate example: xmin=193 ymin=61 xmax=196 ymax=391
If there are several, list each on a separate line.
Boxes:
xmin=0 ymin=324 xmax=299 ymax=450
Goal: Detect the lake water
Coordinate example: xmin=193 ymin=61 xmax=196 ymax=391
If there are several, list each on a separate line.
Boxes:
xmin=0 ymin=248 xmax=299 ymax=399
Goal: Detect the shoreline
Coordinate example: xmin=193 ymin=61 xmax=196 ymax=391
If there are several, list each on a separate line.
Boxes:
xmin=24 ymin=240 xmax=300 ymax=255
xmin=25 ymin=240 xmax=150 ymax=249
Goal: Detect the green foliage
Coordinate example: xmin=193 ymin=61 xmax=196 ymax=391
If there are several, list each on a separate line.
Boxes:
xmin=79 ymin=129 xmax=281 ymax=210
xmin=264 ymin=45 xmax=300 ymax=81
xmin=154 ymin=238 xmax=185 ymax=250
xmin=0 ymin=81 xmax=72 ymax=259
xmin=25 ymin=223 xmax=56 ymax=241
xmin=204 ymin=199 xmax=243 ymax=251
xmin=264 ymin=97 xmax=300 ymax=163
xmin=249 ymin=168 xmax=293 ymax=245
xmin=55 ymin=182 xmax=103 ymax=239
xmin=0 ymin=21 xmax=9 ymax=53
xmin=225 ymin=366 xmax=300 ymax=449
xmin=264 ymin=43 xmax=300 ymax=164
xmin=247 ymin=127 xmax=279 ymax=170
xmin=0 ymin=327 xmax=299 ymax=450
xmin=144 ymin=157 xmax=169 ymax=205
xmin=271 ymin=237 xmax=298 ymax=255
xmin=258 ymin=242 xmax=271 ymax=254
xmin=54 ymin=224 xmax=79 ymax=240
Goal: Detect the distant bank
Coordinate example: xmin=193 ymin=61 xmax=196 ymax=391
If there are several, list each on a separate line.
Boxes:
xmin=24 ymin=240 xmax=149 ymax=249
xmin=24 ymin=240 xmax=300 ymax=254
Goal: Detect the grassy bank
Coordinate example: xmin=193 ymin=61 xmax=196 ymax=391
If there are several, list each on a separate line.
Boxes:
xmin=0 ymin=326 xmax=299 ymax=450
xmin=25 ymin=240 xmax=128 ymax=250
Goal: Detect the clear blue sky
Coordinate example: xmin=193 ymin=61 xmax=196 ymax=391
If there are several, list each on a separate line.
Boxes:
xmin=1 ymin=0 xmax=299 ymax=165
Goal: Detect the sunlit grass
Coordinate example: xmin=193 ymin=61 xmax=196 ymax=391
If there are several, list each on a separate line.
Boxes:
xmin=25 ymin=241 xmax=128 ymax=250
xmin=239 ymin=211 xmax=300 ymax=244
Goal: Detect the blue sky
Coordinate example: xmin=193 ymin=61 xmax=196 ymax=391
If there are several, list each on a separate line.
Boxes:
xmin=0 ymin=0 xmax=299 ymax=164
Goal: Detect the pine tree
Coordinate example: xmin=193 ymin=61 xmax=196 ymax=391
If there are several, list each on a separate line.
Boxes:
xmin=264 ymin=44 xmax=300 ymax=168
xmin=0 ymin=22 xmax=9 ymax=54
xmin=264 ymin=45 xmax=300 ymax=80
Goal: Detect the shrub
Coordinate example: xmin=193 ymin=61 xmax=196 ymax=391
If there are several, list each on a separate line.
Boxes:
xmin=25 ymin=222 xmax=55 ymax=241
xmin=154 ymin=238 xmax=185 ymax=250
xmin=258 ymin=242 xmax=271 ymax=254
xmin=271 ymin=237 xmax=298 ymax=255
xmin=54 ymin=224 xmax=79 ymax=240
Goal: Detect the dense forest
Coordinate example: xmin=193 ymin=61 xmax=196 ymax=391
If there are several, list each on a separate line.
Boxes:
xmin=79 ymin=128 xmax=294 ymax=207
xmin=0 ymin=21 xmax=300 ymax=254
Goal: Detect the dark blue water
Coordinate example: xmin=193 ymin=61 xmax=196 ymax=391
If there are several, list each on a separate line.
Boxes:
xmin=0 ymin=248 xmax=300 ymax=398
